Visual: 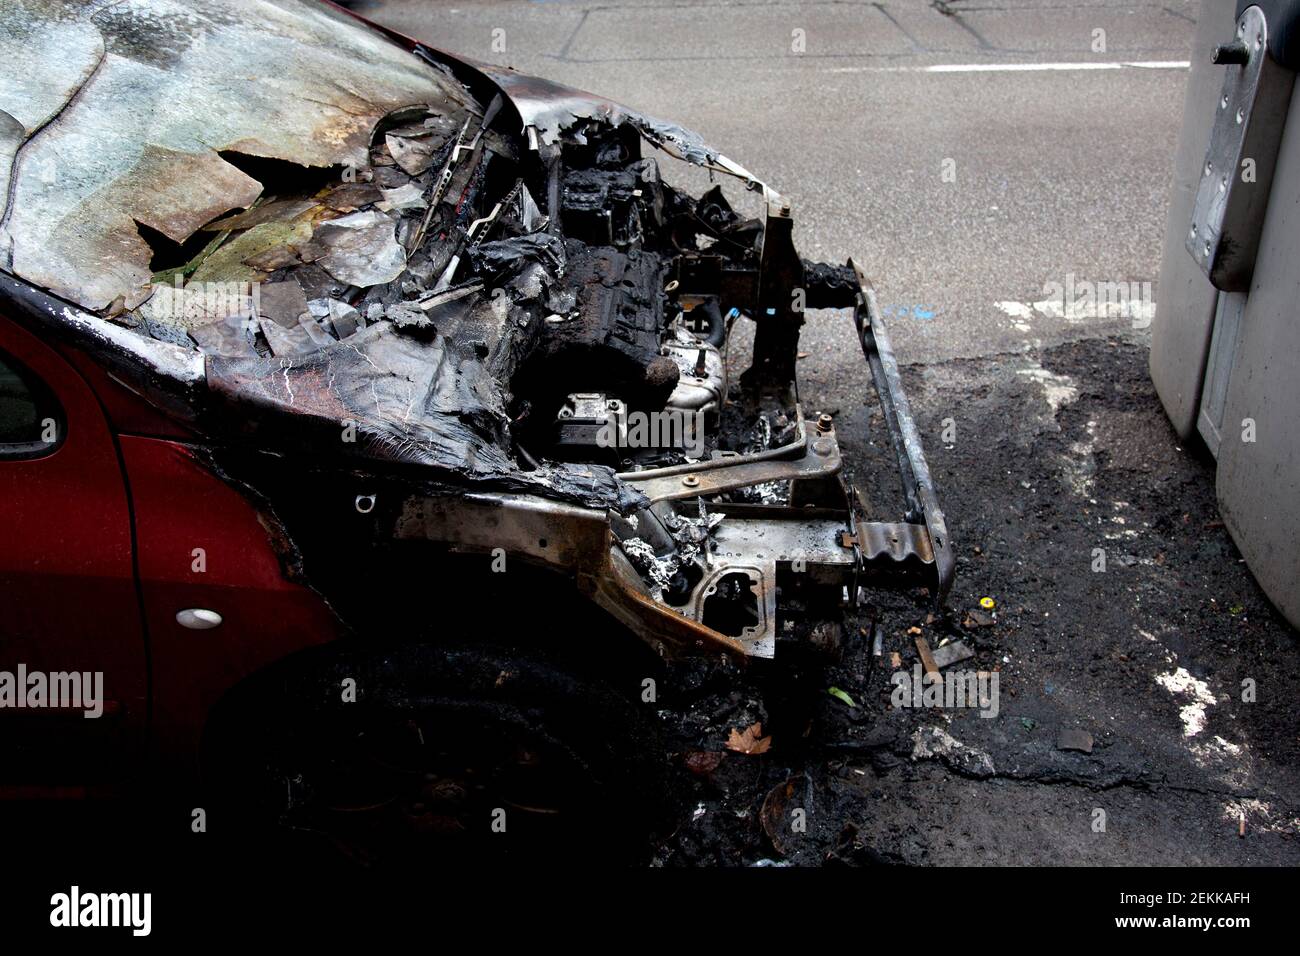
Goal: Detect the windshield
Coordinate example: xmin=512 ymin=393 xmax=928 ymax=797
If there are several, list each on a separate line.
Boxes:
xmin=0 ymin=0 xmax=472 ymax=311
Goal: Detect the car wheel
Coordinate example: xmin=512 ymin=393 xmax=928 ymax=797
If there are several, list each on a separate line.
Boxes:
xmin=200 ymin=642 xmax=667 ymax=867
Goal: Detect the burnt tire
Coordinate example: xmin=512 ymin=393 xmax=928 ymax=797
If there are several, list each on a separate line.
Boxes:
xmin=200 ymin=642 xmax=667 ymax=868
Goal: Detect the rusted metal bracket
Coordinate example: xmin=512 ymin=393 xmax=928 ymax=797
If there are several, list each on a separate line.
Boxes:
xmin=838 ymin=520 xmax=934 ymax=564
xmin=848 ymin=260 xmax=955 ymax=607
xmin=621 ymin=410 xmax=842 ymax=504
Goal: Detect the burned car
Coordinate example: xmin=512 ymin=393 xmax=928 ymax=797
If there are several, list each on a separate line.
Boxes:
xmin=0 ymin=0 xmax=951 ymax=859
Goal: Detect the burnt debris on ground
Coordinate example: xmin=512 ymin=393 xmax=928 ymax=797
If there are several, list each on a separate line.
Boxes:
xmin=655 ymin=337 xmax=1300 ymax=866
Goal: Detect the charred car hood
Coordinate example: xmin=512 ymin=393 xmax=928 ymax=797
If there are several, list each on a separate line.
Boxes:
xmin=0 ymin=0 xmax=780 ymax=513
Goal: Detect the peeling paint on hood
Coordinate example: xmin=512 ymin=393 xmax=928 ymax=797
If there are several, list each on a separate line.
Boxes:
xmin=0 ymin=0 xmax=474 ymax=311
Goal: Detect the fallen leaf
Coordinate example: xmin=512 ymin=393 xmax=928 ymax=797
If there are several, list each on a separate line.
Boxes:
xmin=726 ymin=722 xmax=772 ymax=755
xmin=827 ymin=686 xmax=857 ymax=708
xmin=760 ymin=774 xmax=807 ymax=856
xmin=685 ymin=751 xmax=724 ymax=776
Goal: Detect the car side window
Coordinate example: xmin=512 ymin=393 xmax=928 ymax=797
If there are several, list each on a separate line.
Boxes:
xmin=0 ymin=349 xmax=64 ymax=459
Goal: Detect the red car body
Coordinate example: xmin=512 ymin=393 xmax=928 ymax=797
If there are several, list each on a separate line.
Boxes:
xmin=0 ymin=311 xmax=342 ymax=796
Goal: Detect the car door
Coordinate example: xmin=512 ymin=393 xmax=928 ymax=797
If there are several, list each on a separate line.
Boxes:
xmin=0 ymin=314 xmax=146 ymax=790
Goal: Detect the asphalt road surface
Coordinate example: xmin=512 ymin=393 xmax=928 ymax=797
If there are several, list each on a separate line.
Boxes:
xmin=365 ymin=0 xmax=1300 ymax=866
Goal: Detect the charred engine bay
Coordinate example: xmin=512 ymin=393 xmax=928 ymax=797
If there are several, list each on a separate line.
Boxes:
xmin=85 ymin=88 xmax=873 ymax=647
xmin=123 ymin=95 xmax=857 ymax=507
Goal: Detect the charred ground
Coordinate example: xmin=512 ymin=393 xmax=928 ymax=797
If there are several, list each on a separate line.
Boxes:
xmin=654 ymin=334 xmax=1300 ymax=866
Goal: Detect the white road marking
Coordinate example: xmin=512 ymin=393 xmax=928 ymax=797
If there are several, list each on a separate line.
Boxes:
xmin=826 ymin=60 xmax=1189 ymax=75
xmin=995 ymin=295 xmax=1156 ymax=325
